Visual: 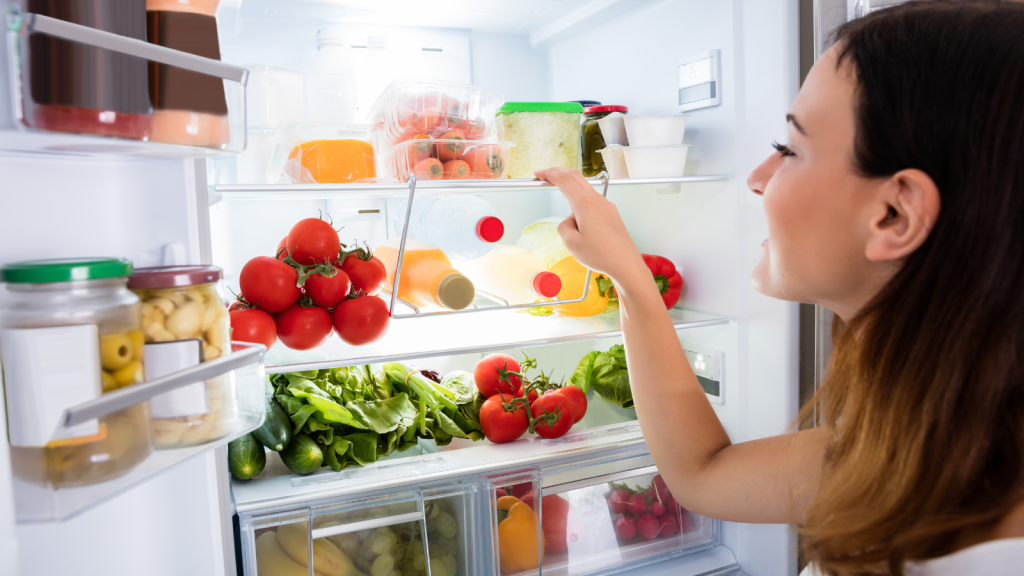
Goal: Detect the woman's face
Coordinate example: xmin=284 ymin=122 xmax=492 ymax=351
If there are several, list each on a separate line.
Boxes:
xmin=748 ymin=46 xmax=895 ymax=320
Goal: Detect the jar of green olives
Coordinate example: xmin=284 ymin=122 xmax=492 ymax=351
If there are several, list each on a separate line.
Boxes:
xmin=0 ymin=258 xmax=152 ymax=488
xmin=581 ymin=105 xmax=628 ymax=177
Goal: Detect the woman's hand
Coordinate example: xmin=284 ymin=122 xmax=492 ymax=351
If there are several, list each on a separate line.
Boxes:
xmin=534 ymin=168 xmax=646 ymax=281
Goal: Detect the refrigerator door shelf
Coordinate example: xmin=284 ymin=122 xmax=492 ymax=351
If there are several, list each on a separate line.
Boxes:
xmin=4 ymin=10 xmax=248 ymax=157
xmin=12 ymin=342 xmax=266 ymax=522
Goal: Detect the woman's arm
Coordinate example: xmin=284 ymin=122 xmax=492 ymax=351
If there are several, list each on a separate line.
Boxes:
xmin=536 ymin=168 xmax=828 ymax=523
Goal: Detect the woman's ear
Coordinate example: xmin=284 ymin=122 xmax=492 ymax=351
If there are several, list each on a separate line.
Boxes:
xmin=864 ymin=168 xmax=941 ymax=262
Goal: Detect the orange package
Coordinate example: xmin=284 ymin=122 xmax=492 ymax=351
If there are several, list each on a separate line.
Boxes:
xmin=286 ymin=139 xmax=376 ymax=183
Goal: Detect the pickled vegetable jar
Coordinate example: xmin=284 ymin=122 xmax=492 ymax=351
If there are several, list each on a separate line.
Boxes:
xmin=496 ymin=102 xmax=583 ymax=178
xmin=581 ymin=105 xmax=627 ymax=177
xmin=128 ymin=266 xmax=237 ymax=449
xmin=0 ymin=259 xmax=151 ymax=488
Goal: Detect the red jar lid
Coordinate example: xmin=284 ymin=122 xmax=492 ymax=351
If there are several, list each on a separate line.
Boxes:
xmin=583 ymin=105 xmax=628 ymax=114
xmin=476 ymin=216 xmax=505 ymax=243
xmin=532 ymin=271 xmax=562 ymax=298
xmin=128 ymin=265 xmax=222 ymax=289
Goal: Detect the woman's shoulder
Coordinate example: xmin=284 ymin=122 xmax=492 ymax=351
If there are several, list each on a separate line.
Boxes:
xmin=798 ymin=537 xmax=1024 ymax=576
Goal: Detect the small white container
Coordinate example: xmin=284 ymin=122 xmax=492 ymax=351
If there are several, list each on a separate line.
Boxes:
xmin=596 ymin=112 xmax=629 ymax=146
xmin=622 ymin=145 xmax=691 ymax=178
xmin=623 ymin=114 xmax=688 ymax=146
xmin=598 ymin=145 xmax=630 ymax=179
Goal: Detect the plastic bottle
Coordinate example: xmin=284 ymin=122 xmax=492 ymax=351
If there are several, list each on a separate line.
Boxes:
xmin=357 ymin=35 xmax=397 ymax=121
xmin=393 ymin=195 xmax=505 ymax=260
xmin=456 ymin=245 xmax=562 ymax=305
xmin=375 ymin=239 xmax=476 ymax=310
xmin=306 ymin=29 xmax=359 ymax=123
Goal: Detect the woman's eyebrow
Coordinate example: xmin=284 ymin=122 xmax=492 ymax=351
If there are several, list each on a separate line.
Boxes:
xmin=786 ymin=113 xmax=807 ymax=135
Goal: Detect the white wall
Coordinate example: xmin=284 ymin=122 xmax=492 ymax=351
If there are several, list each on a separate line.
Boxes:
xmin=470 ymin=31 xmax=549 ymax=102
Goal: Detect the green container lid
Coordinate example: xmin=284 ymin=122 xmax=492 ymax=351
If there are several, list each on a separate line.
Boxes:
xmin=497 ymin=102 xmax=584 ymax=115
xmin=1 ymin=258 xmax=133 ymax=284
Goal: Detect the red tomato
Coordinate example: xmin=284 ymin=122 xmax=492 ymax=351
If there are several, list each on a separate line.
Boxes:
xmin=305 ymin=269 xmax=351 ymax=309
xmin=239 ymin=256 xmax=301 ymax=313
xmin=332 ymin=294 xmax=390 ymax=345
xmin=229 ymin=308 xmax=277 ymax=350
xmin=510 ymin=483 xmax=532 ymax=499
xmin=550 ymin=385 xmax=587 ymax=424
xmin=516 ymin=387 xmax=538 ymax=406
xmin=480 ymin=393 xmax=528 ymax=444
xmin=530 ymin=394 xmax=575 ymax=439
xmin=518 ymin=492 xmax=575 ymax=553
xmin=341 ymin=252 xmax=387 ymax=296
xmin=474 ymin=353 xmax=522 ymax=397
xmin=286 ymin=218 xmax=340 ymax=266
xmin=274 ymin=304 xmax=333 ymax=350
xmin=228 ymin=299 xmax=248 ymax=312
xmin=276 ymin=237 xmax=290 ymax=260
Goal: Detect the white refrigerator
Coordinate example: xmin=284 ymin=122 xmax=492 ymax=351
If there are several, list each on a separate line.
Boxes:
xmin=0 ymin=0 xmax=836 ymax=575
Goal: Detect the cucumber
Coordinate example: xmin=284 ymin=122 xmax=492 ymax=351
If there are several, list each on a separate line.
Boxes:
xmin=280 ymin=433 xmax=323 ymax=475
xmin=228 ymin=432 xmax=266 ymax=480
xmin=254 ymin=394 xmax=292 ymax=451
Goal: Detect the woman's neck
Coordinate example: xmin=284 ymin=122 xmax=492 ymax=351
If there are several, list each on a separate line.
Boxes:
xmin=954 ymin=500 xmax=1024 ymax=551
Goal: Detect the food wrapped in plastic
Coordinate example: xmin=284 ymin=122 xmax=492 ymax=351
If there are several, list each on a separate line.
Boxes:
xmin=370 ymin=80 xmax=505 ymax=147
xmin=267 ymin=122 xmax=377 ymax=184
xmin=378 ymin=136 xmax=512 ymax=182
xmin=497 ymin=102 xmax=583 ymax=179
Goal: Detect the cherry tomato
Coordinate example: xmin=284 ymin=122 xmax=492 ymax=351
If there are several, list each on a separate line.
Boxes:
xmin=479 ymin=393 xmax=528 ymax=444
xmin=474 ymin=353 xmax=522 ymax=398
xmin=530 ymin=393 xmax=575 ymax=439
xmin=516 ymin=387 xmax=538 ymax=406
xmin=228 ymin=299 xmax=248 ymax=312
xmin=274 ymin=304 xmax=333 ymax=351
xmin=332 ymin=294 xmax=390 ymax=345
xmin=286 ymin=218 xmax=340 ymax=265
xmin=549 ymin=385 xmax=587 ymax=424
xmin=341 ymin=251 xmax=387 ymax=296
xmin=239 ymin=256 xmax=301 ymax=313
xmin=229 ymin=308 xmax=277 ymax=350
xmin=305 ymin=268 xmax=351 ymax=309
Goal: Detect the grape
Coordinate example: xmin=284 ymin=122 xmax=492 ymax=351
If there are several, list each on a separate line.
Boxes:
xmin=405 ymin=540 xmax=422 ymax=561
xmin=439 ymin=536 xmax=458 ymax=556
xmin=412 ymin=553 xmax=427 ymax=571
xmin=429 ymin=558 xmax=448 ymax=576
xmin=372 ymin=531 xmax=398 ymax=554
xmin=372 ymin=553 xmax=395 ymax=576
xmin=427 ymin=502 xmax=441 ymax=519
xmin=441 ymin=553 xmax=457 ymax=576
xmin=425 ymin=517 xmax=437 ymax=534
xmin=436 ymin=513 xmax=458 ymax=539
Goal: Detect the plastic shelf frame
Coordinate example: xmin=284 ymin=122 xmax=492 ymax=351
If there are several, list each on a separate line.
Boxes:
xmin=4 ymin=9 xmax=248 ymax=157
xmin=12 ymin=341 xmax=267 ymax=522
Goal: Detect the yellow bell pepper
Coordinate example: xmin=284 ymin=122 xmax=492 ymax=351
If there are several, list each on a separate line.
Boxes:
xmin=550 ymin=256 xmax=609 ymax=317
xmin=497 ymin=497 xmax=544 ymax=574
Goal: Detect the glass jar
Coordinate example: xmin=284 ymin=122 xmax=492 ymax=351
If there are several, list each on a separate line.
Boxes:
xmin=581 ymin=105 xmax=628 ymax=177
xmin=127 ymin=266 xmax=237 ymax=449
xmin=0 ymin=259 xmax=151 ymax=488
xmin=496 ymin=102 xmax=583 ymax=179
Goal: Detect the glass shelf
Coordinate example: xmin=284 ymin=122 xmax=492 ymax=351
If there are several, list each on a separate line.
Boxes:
xmin=264 ymin=308 xmax=727 ymax=374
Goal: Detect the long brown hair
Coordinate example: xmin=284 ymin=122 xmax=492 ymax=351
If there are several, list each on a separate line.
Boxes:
xmin=799 ymin=1 xmax=1024 ymax=574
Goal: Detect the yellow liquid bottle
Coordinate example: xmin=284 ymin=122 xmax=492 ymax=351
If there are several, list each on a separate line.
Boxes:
xmin=375 ymin=239 xmax=476 ymax=310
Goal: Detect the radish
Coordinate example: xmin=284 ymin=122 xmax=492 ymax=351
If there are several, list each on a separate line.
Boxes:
xmin=650 ymin=500 xmax=666 ymax=517
xmin=627 ymin=494 xmax=649 ymax=516
xmin=637 ymin=513 xmax=661 ymax=540
xmin=615 ymin=515 xmax=637 ymax=540
xmin=658 ymin=514 xmax=679 ymax=536
xmin=608 ymin=488 xmax=632 ymax=514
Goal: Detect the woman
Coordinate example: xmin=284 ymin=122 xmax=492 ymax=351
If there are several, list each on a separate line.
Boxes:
xmin=536 ymin=1 xmax=1024 ymax=574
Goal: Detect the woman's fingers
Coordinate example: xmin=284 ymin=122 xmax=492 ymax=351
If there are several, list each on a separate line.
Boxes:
xmin=535 ymin=168 xmax=600 ymax=216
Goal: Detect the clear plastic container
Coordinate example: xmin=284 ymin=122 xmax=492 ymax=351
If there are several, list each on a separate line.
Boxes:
xmin=307 ymin=29 xmax=359 ymax=123
xmin=0 ymin=258 xmax=151 ymax=488
xmin=370 ymin=80 xmax=505 ymax=148
xmin=392 ymin=195 xmax=504 ymax=260
xmin=379 ymin=138 xmax=512 ymax=182
xmin=454 ymin=244 xmax=562 ymax=305
xmin=266 ymin=123 xmax=377 ymax=184
xmin=581 ymin=105 xmax=628 ymax=177
xmin=375 ymin=239 xmax=476 ymax=310
xmin=127 ymin=266 xmax=238 ymax=449
xmin=496 ymin=102 xmax=583 ymax=179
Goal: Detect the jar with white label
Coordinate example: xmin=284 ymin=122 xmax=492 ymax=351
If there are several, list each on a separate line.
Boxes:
xmin=127 ymin=266 xmax=237 ymax=448
xmin=0 ymin=259 xmax=152 ymax=488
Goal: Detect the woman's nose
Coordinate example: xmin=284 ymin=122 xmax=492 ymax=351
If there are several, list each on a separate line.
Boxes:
xmin=747 ymin=153 xmax=783 ymax=196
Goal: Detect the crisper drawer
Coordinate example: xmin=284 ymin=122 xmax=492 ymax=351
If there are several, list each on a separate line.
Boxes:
xmin=238 ymin=481 xmax=482 ymax=576
xmin=485 ymin=456 xmax=717 ymax=576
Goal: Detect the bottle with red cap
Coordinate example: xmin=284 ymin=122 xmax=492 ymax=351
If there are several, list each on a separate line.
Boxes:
xmin=393 ymin=195 xmax=505 ymax=260
xmin=456 ymin=245 xmax=563 ymax=306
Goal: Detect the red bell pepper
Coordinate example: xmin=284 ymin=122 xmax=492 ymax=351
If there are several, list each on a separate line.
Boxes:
xmin=642 ymin=254 xmax=683 ymax=309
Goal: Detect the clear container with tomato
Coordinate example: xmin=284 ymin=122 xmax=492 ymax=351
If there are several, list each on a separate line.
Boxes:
xmin=266 ymin=122 xmax=378 ymax=184
xmin=378 ymin=138 xmax=512 ymax=182
xmin=370 ymin=80 xmax=505 ymax=149
xmin=0 ymin=258 xmax=152 ymax=488
xmin=128 ymin=266 xmax=239 ymax=449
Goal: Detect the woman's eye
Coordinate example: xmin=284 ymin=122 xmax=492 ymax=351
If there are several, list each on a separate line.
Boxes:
xmin=771 ymin=141 xmax=795 ymax=157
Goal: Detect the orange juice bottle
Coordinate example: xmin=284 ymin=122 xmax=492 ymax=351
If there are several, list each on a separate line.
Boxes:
xmin=375 ymin=239 xmax=476 ymax=310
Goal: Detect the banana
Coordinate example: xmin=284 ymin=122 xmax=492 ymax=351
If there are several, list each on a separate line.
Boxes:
xmin=255 ymin=531 xmax=323 ymax=576
xmin=277 ymin=522 xmax=355 ymax=576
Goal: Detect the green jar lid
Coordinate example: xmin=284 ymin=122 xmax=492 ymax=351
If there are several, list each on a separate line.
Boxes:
xmin=497 ymin=102 xmax=584 ymax=115
xmin=1 ymin=258 xmax=133 ymax=283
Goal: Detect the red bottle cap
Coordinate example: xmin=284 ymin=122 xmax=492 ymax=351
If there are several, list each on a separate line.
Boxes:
xmin=476 ymin=216 xmax=505 ymax=243
xmin=532 ymin=271 xmax=562 ymax=298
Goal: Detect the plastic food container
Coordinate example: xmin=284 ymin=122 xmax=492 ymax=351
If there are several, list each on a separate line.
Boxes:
xmin=597 ymin=112 xmax=629 ymax=147
xmin=496 ymin=102 xmax=583 ymax=179
xmin=379 ymin=138 xmax=512 ymax=182
xmin=622 ymin=145 xmax=691 ymax=178
xmin=581 ymin=105 xmax=627 ymax=177
xmin=622 ymin=114 xmax=689 ymax=146
xmin=598 ymin=145 xmax=630 ymax=179
xmin=370 ymin=80 xmax=505 ymax=148
xmin=0 ymin=258 xmax=152 ymax=488
xmin=128 ymin=266 xmax=238 ymax=449
xmin=267 ymin=123 xmax=377 ymax=184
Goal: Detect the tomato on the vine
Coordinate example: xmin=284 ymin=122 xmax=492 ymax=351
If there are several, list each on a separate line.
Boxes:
xmin=480 ymin=393 xmax=528 ymax=444
xmin=276 ymin=237 xmax=290 ymax=260
xmin=549 ymin=385 xmax=587 ymax=424
xmin=274 ymin=303 xmax=333 ymax=350
xmin=287 ymin=218 xmax=340 ymax=265
xmin=229 ymin=308 xmax=277 ymax=350
xmin=239 ymin=256 xmax=301 ymax=313
xmin=530 ymin=393 xmax=575 ymax=439
xmin=304 ymin=267 xmax=351 ymax=309
xmin=474 ymin=353 xmax=522 ymax=397
xmin=340 ymin=249 xmax=387 ymax=296
xmin=332 ymin=293 xmax=390 ymax=345
xmin=228 ymin=299 xmax=248 ymax=312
